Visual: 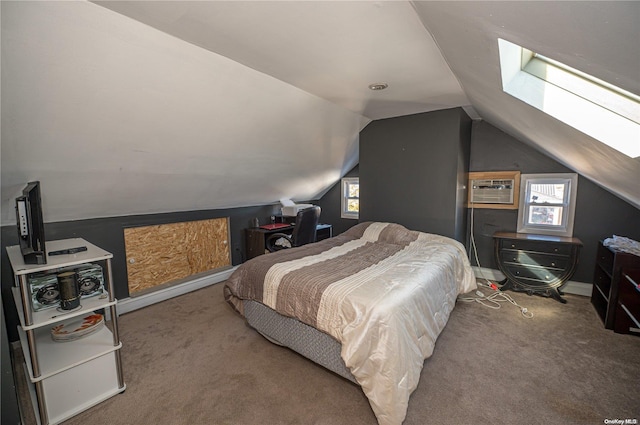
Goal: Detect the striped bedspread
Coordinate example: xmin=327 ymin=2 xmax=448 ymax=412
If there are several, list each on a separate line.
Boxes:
xmin=224 ymin=222 xmax=476 ymax=425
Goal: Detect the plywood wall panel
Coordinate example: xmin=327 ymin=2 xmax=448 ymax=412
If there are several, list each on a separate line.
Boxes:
xmin=124 ymin=218 xmax=230 ymax=295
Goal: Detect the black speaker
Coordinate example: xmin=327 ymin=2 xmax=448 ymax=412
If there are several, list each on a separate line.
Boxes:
xmin=57 ymin=271 xmax=80 ymax=311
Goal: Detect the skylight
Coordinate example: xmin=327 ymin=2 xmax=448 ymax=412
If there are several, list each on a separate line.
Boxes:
xmin=498 ymin=38 xmax=640 ymax=158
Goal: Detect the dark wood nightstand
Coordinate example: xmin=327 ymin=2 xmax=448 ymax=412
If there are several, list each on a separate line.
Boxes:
xmin=493 ymin=232 xmax=582 ymax=303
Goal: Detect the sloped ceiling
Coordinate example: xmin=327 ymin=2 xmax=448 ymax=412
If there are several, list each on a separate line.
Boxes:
xmin=413 ymin=1 xmax=640 ymax=209
xmin=1 ymin=1 xmax=638 ymax=226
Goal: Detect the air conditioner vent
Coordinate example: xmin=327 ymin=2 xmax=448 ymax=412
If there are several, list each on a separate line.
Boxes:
xmin=471 ymin=179 xmax=514 ymax=204
xmin=467 ymin=171 xmax=521 ymax=209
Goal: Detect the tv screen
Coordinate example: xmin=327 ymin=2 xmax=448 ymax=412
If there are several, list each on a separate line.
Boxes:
xmin=16 ymin=181 xmax=47 ymax=264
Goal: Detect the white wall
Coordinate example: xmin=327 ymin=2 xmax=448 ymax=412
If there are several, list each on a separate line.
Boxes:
xmin=1 ymin=1 xmax=369 ymax=225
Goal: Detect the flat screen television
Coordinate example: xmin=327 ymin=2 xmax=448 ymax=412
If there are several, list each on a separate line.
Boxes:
xmin=15 ymin=181 xmax=47 ymax=264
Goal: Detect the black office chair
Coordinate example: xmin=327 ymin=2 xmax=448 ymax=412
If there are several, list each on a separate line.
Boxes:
xmin=266 ymin=206 xmax=321 ymax=252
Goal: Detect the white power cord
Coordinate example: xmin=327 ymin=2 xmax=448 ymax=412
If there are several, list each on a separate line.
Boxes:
xmin=458 ymin=287 xmax=534 ymax=319
xmin=463 ymin=204 xmax=533 ymax=319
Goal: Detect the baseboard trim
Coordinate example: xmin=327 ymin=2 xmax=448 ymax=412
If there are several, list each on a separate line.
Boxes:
xmin=472 ymin=266 xmax=592 ymax=297
xmin=116 ymin=265 xmax=592 ymax=315
xmin=118 ymin=267 xmax=237 ymax=315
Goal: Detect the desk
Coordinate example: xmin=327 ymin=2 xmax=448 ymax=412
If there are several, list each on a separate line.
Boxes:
xmin=245 ymin=224 xmax=332 ymax=260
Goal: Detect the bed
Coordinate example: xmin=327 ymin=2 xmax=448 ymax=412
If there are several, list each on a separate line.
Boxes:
xmin=224 ymin=222 xmax=477 ymax=425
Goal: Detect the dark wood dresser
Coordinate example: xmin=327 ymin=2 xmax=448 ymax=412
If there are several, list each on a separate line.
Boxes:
xmin=614 ymin=269 xmax=640 ymax=335
xmin=493 ymin=232 xmax=583 ymax=303
xmin=591 ymin=241 xmax=640 ymax=330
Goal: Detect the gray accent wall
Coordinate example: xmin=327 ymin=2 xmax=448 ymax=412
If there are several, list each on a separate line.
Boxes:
xmin=317 ymin=117 xmax=640 ymax=287
xmin=468 ymin=121 xmax=640 ymax=283
xmin=359 ymin=108 xmax=471 ymax=242
xmin=1 ymin=204 xmax=283 ymax=342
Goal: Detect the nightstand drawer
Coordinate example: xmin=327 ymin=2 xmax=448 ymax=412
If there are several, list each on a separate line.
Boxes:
xmin=500 ymin=250 xmax=568 ymax=269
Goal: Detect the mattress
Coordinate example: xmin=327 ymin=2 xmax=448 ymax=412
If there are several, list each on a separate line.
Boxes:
xmin=225 ymin=221 xmax=476 ymax=425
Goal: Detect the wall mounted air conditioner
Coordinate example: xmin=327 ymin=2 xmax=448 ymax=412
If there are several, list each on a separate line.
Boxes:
xmin=467 ymin=171 xmax=521 ymax=209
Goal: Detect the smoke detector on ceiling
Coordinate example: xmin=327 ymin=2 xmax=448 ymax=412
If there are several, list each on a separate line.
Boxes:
xmin=368 ymin=83 xmax=388 ymax=91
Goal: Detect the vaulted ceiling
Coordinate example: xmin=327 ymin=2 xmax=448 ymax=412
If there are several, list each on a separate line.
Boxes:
xmin=2 ymin=1 xmax=638 ymax=225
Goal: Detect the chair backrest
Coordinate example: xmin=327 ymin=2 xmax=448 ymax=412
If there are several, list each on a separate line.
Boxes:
xmin=291 ymin=206 xmax=321 ymax=247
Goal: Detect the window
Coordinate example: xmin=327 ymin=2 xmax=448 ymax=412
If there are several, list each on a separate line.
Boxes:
xmin=517 ymin=173 xmax=578 ymax=237
xmin=341 ymin=177 xmax=359 ymax=219
xmin=498 ymin=38 xmax=640 ymax=158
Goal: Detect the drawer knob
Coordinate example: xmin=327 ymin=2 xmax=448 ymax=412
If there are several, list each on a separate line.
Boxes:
xmin=511 ymin=244 xmax=516 ymax=248
xmin=551 ymin=262 xmax=556 ymax=267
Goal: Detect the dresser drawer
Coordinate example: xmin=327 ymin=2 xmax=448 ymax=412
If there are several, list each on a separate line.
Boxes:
xmin=504 ymin=264 xmax=563 ymax=284
xmin=499 ymin=239 xmax=573 ymax=255
xmin=592 ymin=264 xmax=612 ymax=298
xmin=596 ymin=243 xmax=614 ymax=274
xmin=500 ymin=250 xmax=569 ymax=269
xmin=614 ymin=270 xmax=640 ymax=335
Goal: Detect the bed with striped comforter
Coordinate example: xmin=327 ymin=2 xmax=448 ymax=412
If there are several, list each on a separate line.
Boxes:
xmin=224 ymin=222 xmax=476 ymax=425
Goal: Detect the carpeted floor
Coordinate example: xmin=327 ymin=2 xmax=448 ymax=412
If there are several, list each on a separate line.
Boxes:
xmin=14 ymin=282 xmax=640 ymax=425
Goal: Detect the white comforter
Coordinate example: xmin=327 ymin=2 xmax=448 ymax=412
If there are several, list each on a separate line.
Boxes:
xmin=225 ymin=222 xmax=477 ymax=424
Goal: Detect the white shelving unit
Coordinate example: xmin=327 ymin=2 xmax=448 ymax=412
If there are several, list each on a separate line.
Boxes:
xmin=7 ymin=238 xmax=125 ymax=425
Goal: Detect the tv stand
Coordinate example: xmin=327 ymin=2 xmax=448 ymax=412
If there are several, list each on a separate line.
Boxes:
xmin=7 ymin=238 xmax=125 ymax=425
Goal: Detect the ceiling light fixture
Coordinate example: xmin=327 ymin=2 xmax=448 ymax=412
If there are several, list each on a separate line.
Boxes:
xmin=368 ymin=83 xmax=388 ymax=91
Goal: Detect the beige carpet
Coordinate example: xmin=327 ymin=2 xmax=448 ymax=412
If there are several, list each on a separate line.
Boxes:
xmin=15 ymin=282 xmax=640 ymax=425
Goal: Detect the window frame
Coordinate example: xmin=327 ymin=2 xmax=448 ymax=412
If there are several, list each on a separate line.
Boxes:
xmin=516 ymin=173 xmax=578 ymax=237
xmin=341 ymin=177 xmax=359 ymax=220
xmin=498 ymin=38 xmax=640 ymax=159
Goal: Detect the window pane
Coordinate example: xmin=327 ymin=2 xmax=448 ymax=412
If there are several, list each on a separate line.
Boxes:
xmin=527 ymin=206 xmax=563 ymax=225
xmin=529 ymin=183 xmax=565 ymax=204
xmin=348 ymin=183 xmax=359 ymax=198
xmin=341 ymin=177 xmax=359 ymax=219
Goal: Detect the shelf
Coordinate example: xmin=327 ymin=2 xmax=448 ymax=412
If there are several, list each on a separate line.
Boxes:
xmin=23 ymin=356 xmax=125 ymax=425
xmin=12 ymin=286 xmax=116 ymax=330
xmin=18 ymin=321 xmax=121 ymax=382
xmin=7 ymin=237 xmax=124 ymax=425
xmin=6 ymin=238 xmax=113 ymax=276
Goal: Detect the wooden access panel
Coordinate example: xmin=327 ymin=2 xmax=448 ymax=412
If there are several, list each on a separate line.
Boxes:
xmin=124 ymin=218 xmax=230 ymax=295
